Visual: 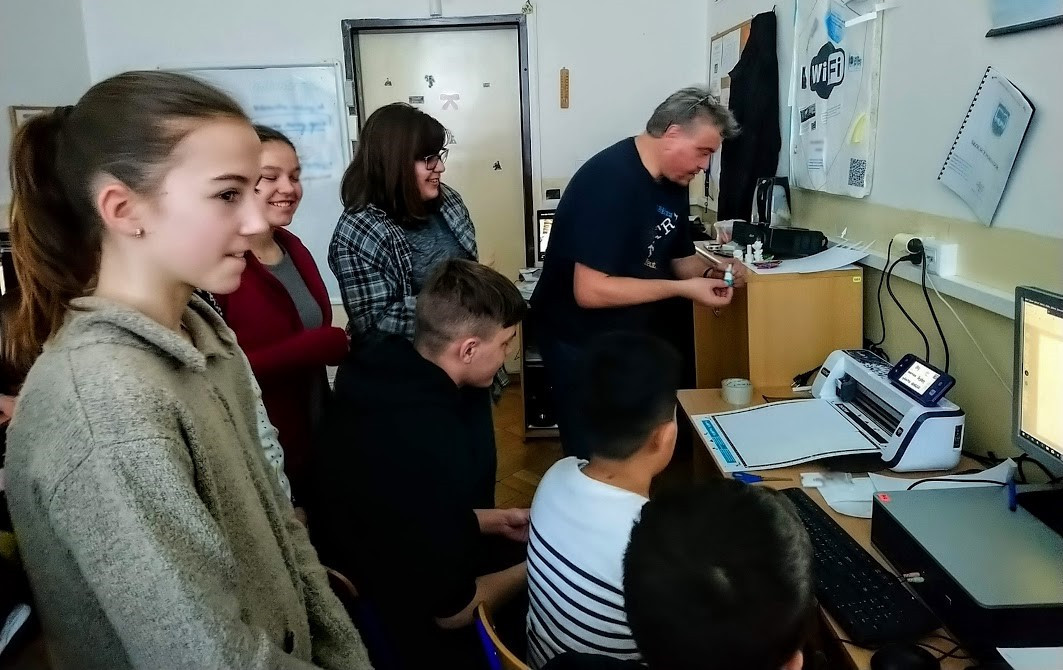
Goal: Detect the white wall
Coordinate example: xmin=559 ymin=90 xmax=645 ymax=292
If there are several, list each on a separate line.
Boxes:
xmin=0 ymin=0 xmax=91 ymax=206
xmin=80 ymin=0 xmax=710 ymax=210
xmin=708 ymin=0 xmax=1063 ymax=238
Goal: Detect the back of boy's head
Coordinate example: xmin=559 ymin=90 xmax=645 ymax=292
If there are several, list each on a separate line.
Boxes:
xmin=577 ymin=332 xmax=680 ymax=460
xmin=413 ymin=259 xmax=526 ymax=355
xmin=623 ymin=480 xmax=814 ymax=670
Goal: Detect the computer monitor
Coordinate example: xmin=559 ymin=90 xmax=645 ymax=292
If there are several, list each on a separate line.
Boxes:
xmin=536 ymin=209 xmax=555 ymax=263
xmin=1013 ymin=286 xmax=1063 ymax=479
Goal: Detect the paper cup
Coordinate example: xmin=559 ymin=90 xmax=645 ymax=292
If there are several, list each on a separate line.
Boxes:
xmin=722 ymin=378 xmax=753 ymax=405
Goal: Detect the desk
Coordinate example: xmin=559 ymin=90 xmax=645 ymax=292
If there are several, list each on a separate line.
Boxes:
xmin=693 ymin=267 xmax=863 ymax=389
xmin=678 ymin=387 xmax=974 ymax=670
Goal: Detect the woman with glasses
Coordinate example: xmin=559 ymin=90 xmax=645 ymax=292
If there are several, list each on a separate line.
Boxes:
xmin=329 ymin=102 xmax=477 ymax=345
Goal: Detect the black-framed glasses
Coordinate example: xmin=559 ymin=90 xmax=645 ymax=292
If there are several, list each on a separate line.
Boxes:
xmin=423 ymin=148 xmax=449 ymax=170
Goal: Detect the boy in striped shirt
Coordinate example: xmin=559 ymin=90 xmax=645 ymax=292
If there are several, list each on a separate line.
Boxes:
xmin=526 ymin=332 xmax=680 ymax=668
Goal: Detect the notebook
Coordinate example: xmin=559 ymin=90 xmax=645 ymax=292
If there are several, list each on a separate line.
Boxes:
xmin=938 ymin=66 xmax=1035 ymax=225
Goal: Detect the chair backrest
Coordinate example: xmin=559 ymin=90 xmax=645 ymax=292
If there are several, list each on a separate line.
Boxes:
xmin=474 ymin=602 xmax=529 ymax=670
xmin=325 ymin=568 xmax=360 ymax=617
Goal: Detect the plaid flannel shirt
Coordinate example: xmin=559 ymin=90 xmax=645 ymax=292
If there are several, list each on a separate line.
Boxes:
xmin=329 ymin=183 xmax=478 ymax=342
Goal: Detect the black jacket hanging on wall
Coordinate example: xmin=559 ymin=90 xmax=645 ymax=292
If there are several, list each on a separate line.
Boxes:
xmin=717 ymin=10 xmax=781 ymax=221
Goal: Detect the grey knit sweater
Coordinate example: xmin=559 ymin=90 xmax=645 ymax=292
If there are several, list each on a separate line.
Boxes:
xmin=5 ymin=296 xmax=372 ymax=670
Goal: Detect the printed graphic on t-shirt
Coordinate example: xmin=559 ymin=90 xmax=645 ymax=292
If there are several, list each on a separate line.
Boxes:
xmin=643 ymin=205 xmax=681 ymax=270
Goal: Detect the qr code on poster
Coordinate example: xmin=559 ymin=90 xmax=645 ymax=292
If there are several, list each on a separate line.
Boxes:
xmin=848 ymin=158 xmax=867 ymax=187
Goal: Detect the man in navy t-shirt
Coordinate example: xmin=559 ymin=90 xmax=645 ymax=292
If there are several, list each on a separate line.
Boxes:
xmin=530 ymin=87 xmax=746 ymax=458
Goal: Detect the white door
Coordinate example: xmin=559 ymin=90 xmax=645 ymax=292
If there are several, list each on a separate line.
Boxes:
xmin=357 ymin=29 xmax=527 ymax=281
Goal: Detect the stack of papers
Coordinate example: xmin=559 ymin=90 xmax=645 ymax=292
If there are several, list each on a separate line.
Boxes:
xmin=750 ymin=242 xmax=871 ymax=275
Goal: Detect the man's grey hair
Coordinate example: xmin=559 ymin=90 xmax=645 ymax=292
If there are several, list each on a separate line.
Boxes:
xmin=646 ymin=86 xmax=740 ymax=139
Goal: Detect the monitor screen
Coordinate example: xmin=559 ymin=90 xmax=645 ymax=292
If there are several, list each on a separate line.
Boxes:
xmin=536 ymin=210 xmax=555 ymax=262
xmin=1015 ymin=287 xmax=1063 ymax=475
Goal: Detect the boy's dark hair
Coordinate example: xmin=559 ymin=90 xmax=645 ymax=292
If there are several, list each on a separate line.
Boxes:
xmin=577 ymin=332 xmax=680 ymax=460
xmin=414 ymin=259 xmax=526 ymax=355
xmin=340 ymin=102 xmax=449 ymax=224
xmin=623 ymin=481 xmax=815 ymax=670
xmin=252 ymin=124 xmax=296 ymax=151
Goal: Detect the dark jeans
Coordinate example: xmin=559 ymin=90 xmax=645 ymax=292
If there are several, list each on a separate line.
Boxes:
xmin=539 ymin=336 xmax=591 ymax=460
xmin=359 ymin=536 xmax=528 ymax=670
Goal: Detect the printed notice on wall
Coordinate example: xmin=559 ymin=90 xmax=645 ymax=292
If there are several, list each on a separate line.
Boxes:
xmin=938 ymin=66 xmax=1034 ymax=225
xmin=790 ymin=0 xmax=883 ymax=198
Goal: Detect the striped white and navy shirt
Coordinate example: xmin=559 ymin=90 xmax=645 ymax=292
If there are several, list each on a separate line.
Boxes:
xmin=526 ymin=457 xmax=649 ymax=669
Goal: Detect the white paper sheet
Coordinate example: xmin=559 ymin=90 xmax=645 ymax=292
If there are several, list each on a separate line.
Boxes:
xmin=693 ymin=399 xmax=879 ymax=473
xmin=868 ymin=459 xmax=1016 ymax=492
xmin=750 ymin=243 xmax=870 ymax=275
xmin=997 ymin=646 xmax=1063 ymax=670
xmin=818 ymin=476 xmax=875 ymax=518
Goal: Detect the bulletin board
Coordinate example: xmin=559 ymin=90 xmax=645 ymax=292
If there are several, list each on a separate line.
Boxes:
xmin=706 ymin=19 xmax=751 ymax=210
xmin=177 ymin=64 xmax=352 ymax=302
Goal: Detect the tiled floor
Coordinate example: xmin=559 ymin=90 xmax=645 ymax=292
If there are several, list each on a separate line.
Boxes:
xmin=492 ymin=382 xmax=562 ymax=509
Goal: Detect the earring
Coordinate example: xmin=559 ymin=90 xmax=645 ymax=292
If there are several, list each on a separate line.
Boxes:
xmin=133 ymin=228 xmax=144 ymax=238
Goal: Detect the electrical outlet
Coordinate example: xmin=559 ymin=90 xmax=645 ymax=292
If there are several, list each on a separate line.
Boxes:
xmin=921 ymin=239 xmax=958 ymax=277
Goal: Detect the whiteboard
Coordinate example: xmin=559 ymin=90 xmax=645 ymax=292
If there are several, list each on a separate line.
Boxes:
xmin=179 ymin=64 xmax=351 ymax=302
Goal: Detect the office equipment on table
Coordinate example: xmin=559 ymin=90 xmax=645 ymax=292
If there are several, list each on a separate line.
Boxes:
xmin=693 ymin=348 xmax=964 ymax=474
xmin=781 ymin=488 xmax=939 ymax=647
xmin=812 ymin=349 xmax=964 ymax=471
xmin=693 ymin=399 xmax=880 ymax=472
xmin=535 ymin=210 xmax=554 ymax=263
xmin=1012 ymin=286 xmax=1063 ymax=520
xmin=731 ymin=220 xmax=828 ymax=258
xmin=679 ymin=387 xmax=975 ymax=669
xmin=869 ymin=286 xmax=1063 ymax=658
xmin=175 ymin=64 xmax=351 ymax=303
xmin=886 ymin=353 xmax=955 ymax=407
xmin=871 ymin=486 xmax=1063 ymax=654
xmin=938 ymin=66 xmax=1034 ymax=226
xmin=692 ymin=267 xmax=862 ymax=390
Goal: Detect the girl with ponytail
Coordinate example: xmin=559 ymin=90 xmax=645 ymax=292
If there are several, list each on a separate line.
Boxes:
xmin=4 ymin=71 xmax=370 ymax=670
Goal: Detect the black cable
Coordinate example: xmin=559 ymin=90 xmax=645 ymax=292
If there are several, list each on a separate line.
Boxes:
xmin=920 ymin=255 xmax=951 ymax=372
xmin=906 ymin=477 xmax=1005 ymax=490
xmin=886 ymin=255 xmax=930 ymax=362
xmin=872 ymin=239 xmax=894 ymax=347
xmin=961 ymin=449 xmax=1002 ymax=468
xmin=1016 ymin=454 xmax=1063 ymax=485
xmin=915 ymin=641 xmax=970 ymax=660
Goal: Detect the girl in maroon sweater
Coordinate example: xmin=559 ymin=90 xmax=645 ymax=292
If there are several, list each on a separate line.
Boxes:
xmin=217 ymin=126 xmax=348 ymax=501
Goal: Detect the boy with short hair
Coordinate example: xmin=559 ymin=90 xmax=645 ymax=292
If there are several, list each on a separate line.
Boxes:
xmin=526 ymin=332 xmax=681 ymax=668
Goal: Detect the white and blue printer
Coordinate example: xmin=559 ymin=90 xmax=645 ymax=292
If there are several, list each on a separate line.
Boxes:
xmin=811 ymin=349 xmax=964 ymax=471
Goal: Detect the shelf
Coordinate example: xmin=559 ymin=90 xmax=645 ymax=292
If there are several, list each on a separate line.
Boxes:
xmin=855 ymin=247 xmax=1014 ymax=320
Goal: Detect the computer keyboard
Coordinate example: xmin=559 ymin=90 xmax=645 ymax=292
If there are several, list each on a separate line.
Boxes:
xmin=780 ymin=487 xmax=940 ymax=647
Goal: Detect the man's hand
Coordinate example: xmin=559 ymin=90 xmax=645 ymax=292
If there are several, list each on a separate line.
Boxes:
xmin=681 ymin=277 xmax=734 ymax=308
xmin=476 ymin=508 xmax=531 ymax=543
xmin=703 ymin=260 xmax=748 ymax=288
